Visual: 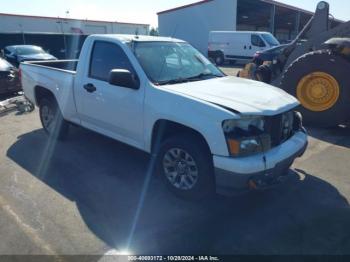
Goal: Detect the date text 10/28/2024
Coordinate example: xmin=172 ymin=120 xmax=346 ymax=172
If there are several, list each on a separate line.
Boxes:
xmin=127 ymin=256 xmax=220 ymax=261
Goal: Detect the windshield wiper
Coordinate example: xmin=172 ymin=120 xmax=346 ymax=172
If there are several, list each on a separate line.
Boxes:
xmin=156 ymin=73 xmax=223 ymax=86
xmin=156 ymin=78 xmax=189 ymax=86
xmin=185 ymin=72 xmax=223 ymax=81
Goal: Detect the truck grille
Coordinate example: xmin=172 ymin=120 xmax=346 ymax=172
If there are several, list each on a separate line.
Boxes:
xmin=264 ymin=111 xmax=294 ymax=147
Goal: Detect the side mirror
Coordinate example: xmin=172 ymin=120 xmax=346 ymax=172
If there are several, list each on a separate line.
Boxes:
xmin=108 ymin=69 xmax=139 ymax=89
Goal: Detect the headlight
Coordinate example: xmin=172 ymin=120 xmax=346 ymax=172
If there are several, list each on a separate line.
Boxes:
xmin=222 ymin=117 xmax=271 ymax=157
xmin=226 ymin=135 xmax=271 ymax=157
xmin=222 ymin=117 xmax=264 ymax=134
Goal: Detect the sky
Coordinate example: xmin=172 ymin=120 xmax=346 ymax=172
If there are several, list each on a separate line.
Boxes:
xmin=1 ymin=0 xmax=348 ymax=27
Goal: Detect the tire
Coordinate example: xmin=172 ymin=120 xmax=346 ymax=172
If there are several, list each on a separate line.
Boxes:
xmin=215 ymin=53 xmax=225 ymax=66
xmin=155 ymin=134 xmax=215 ymax=200
xmin=39 ymin=97 xmax=69 ymax=140
xmin=280 ymin=50 xmax=350 ymax=127
xmin=254 ymin=58 xmax=263 ymax=66
xmin=255 ymin=64 xmax=272 ymax=83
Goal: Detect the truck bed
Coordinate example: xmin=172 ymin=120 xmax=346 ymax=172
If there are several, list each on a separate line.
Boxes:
xmin=24 ymin=60 xmax=79 ymax=72
xmin=21 ymin=59 xmax=80 ymax=124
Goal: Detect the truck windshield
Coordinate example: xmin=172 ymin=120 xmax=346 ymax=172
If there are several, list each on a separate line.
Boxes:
xmin=133 ymin=42 xmax=224 ymax=85
xmin=261 ymin=34 xmax=280 ymax=47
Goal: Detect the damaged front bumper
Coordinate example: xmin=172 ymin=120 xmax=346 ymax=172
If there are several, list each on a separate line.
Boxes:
xmin=213 ymin=130 xmax=308 ymax=196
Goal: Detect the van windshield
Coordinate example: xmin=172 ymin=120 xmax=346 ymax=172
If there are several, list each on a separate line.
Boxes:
xmin=261 ymin=34 xmax=280 ymax=47
xmin=133 ymin=42 xmax=224 ymax=85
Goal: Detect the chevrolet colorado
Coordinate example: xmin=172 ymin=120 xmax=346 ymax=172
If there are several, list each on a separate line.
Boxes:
xmin=21 ymin=35 xmax=308 ymax=198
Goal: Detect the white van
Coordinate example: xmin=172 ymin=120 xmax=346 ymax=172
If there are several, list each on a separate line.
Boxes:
xmin=208 ymin=31 xmax=280 ymax=65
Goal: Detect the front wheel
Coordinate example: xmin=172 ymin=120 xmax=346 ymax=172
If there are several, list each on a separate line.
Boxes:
xmin=156 ymin=134 xmax=214 ymax=199
xmin=39 ymin=97 xmax=69 ymax=140
xmin=215 ymin=53 xmax=225 ymax=66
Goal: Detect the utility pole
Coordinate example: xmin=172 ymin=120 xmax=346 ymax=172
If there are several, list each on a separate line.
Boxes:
xmin=58 ymin=17 xmax=67 ymax=58
xmin=19 ymin=23 xmax=26 ymax=44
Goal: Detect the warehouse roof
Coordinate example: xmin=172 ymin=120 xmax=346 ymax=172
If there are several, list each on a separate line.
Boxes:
xmin=157 ymin=0 xmax=314 ymax=15
xmin=157 ymin=0 xmax=343 ymax=23
xmin=157 ymin=0 xmax=214 ymax=15
xmin=0 ymin=12 xmax=150 ymax=26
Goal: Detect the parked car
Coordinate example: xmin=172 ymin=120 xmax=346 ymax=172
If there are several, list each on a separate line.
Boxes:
xmin=3 ymin=45 xmax=57 ymax=67
xmin=208 ymin=31 xmax=281 ymax=65
xmin=252 ymin=44 xmax=288 ymax=66
xmin=252 ymin=38 xmax=309 ymax=65
xmin=21 ymin=35 xmax=307 ymax=199
xmin=0 ymin=58 xmax=21 ymax=95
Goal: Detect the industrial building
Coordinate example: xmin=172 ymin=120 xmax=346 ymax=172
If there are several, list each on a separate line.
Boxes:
xmin=158 ymin=0 xmax=342 ymax=55
xmin=0 ymin=13 xmax=149 ymax=35
xmin=0 ymin=13 xmax=150 ymax=59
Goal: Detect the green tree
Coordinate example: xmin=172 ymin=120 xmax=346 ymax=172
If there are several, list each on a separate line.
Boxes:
xmin=149 ymin=27 xmax=159 ymax=36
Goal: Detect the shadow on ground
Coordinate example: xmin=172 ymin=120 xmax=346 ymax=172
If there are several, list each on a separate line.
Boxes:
xmin=307 ymin=125 xmax=350 ymax=149
xmin=7 ymin=126 xmax=350 ymax=255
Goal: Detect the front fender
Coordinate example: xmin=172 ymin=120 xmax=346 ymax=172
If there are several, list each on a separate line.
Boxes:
xmin=144 ymin=86 xmax=236 ymax=156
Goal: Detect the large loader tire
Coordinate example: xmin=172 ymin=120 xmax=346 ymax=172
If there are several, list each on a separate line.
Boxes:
xmin=280 ymin=50 xmax=350 ymax=127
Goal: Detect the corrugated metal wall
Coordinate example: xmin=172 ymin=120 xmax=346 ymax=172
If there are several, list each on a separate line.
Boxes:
xmin=0 ymin=33 xmax=88 ymax=59
xmin=0 ymin=14 xmax=149 ymax=35
xmin=158 ymin=0 xmax=238 ymax=55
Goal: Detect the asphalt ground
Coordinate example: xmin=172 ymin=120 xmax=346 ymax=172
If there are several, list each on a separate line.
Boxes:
xmin=0 ymin=66 xmax=349 ymax=258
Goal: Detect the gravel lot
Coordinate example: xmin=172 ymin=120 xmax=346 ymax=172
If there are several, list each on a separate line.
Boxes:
xmin=0 ymin=67 xmax=349 ymax=256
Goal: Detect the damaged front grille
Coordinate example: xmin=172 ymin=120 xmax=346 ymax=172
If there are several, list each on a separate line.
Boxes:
xmin=264 ymin=111 xmax=295 ymax=147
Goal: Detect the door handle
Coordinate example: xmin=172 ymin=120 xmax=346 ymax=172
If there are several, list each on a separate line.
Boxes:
xmin=83 ymin=83 xmax=97 ymax=93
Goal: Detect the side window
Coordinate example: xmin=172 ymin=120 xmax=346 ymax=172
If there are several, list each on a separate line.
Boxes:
xmin=4 ymin=48 xmax=11 ymax=55
xmin=251 ymin=35 xmax=266 ymax=47
xmin=89 ymin=41 xmax=135 ymax=82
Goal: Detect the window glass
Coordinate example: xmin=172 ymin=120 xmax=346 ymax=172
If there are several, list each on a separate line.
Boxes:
xmin=16 ymin=46 xmax=45 ymax=55
xmin=90 ymin=41 xmax=135 ymax=82
xmin=261 ymin=33 xmax=280 ymax=46
xmin=4 ymin=48 xmax=11 ymax=55
xmin=134 ymin=42 xmax=223 ymax=84
xmin=251 ymin=35 xmax=266 ymax=47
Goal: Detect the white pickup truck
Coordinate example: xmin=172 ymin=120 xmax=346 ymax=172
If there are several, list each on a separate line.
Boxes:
xmin=21 ymin=34 xmax=308 ymax=198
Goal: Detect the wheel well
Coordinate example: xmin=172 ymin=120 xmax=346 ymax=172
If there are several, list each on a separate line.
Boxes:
xmin=151 ymin=120 xmax=211 ymax=154
xmin=35 ymin=86 xmax=55 ymax=105
xmin=208 ymin=50 xmax=223 ymax=58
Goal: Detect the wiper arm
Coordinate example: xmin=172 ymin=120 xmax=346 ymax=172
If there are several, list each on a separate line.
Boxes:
xmin=156 ymin=78 xmax=189 ymax=86
xmin=186 ymin=72 xmax=223 ymax=81
xmin=156 ymin=73 xmax=223 ymax=85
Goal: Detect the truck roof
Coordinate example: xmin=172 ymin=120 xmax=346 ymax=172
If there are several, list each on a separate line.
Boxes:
xmin=90 ymin=34 xmax=186 ymax=43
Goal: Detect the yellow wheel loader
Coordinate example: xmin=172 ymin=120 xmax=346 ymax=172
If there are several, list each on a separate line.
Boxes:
xmin=239 ymin=1 xmax=350 ymax=127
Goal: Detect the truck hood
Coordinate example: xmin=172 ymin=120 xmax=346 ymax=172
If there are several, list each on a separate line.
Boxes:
xmin=163 ymin=76 xmax=299 ymax=116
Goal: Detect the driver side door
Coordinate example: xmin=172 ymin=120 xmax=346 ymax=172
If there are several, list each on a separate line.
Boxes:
xmin=75 ymin=41 xmax=145 ymax=149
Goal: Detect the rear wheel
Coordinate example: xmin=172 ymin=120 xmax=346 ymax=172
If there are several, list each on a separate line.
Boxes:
xmin=215 ymin=53 xmax=225 ymax=66
xmin=156 ymin=134 xmax=214 ymax=199
xmin=39 ymin=97 xmax=69 ymax=140
xmin=280 ymin=50 xmax=350 ymax=127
